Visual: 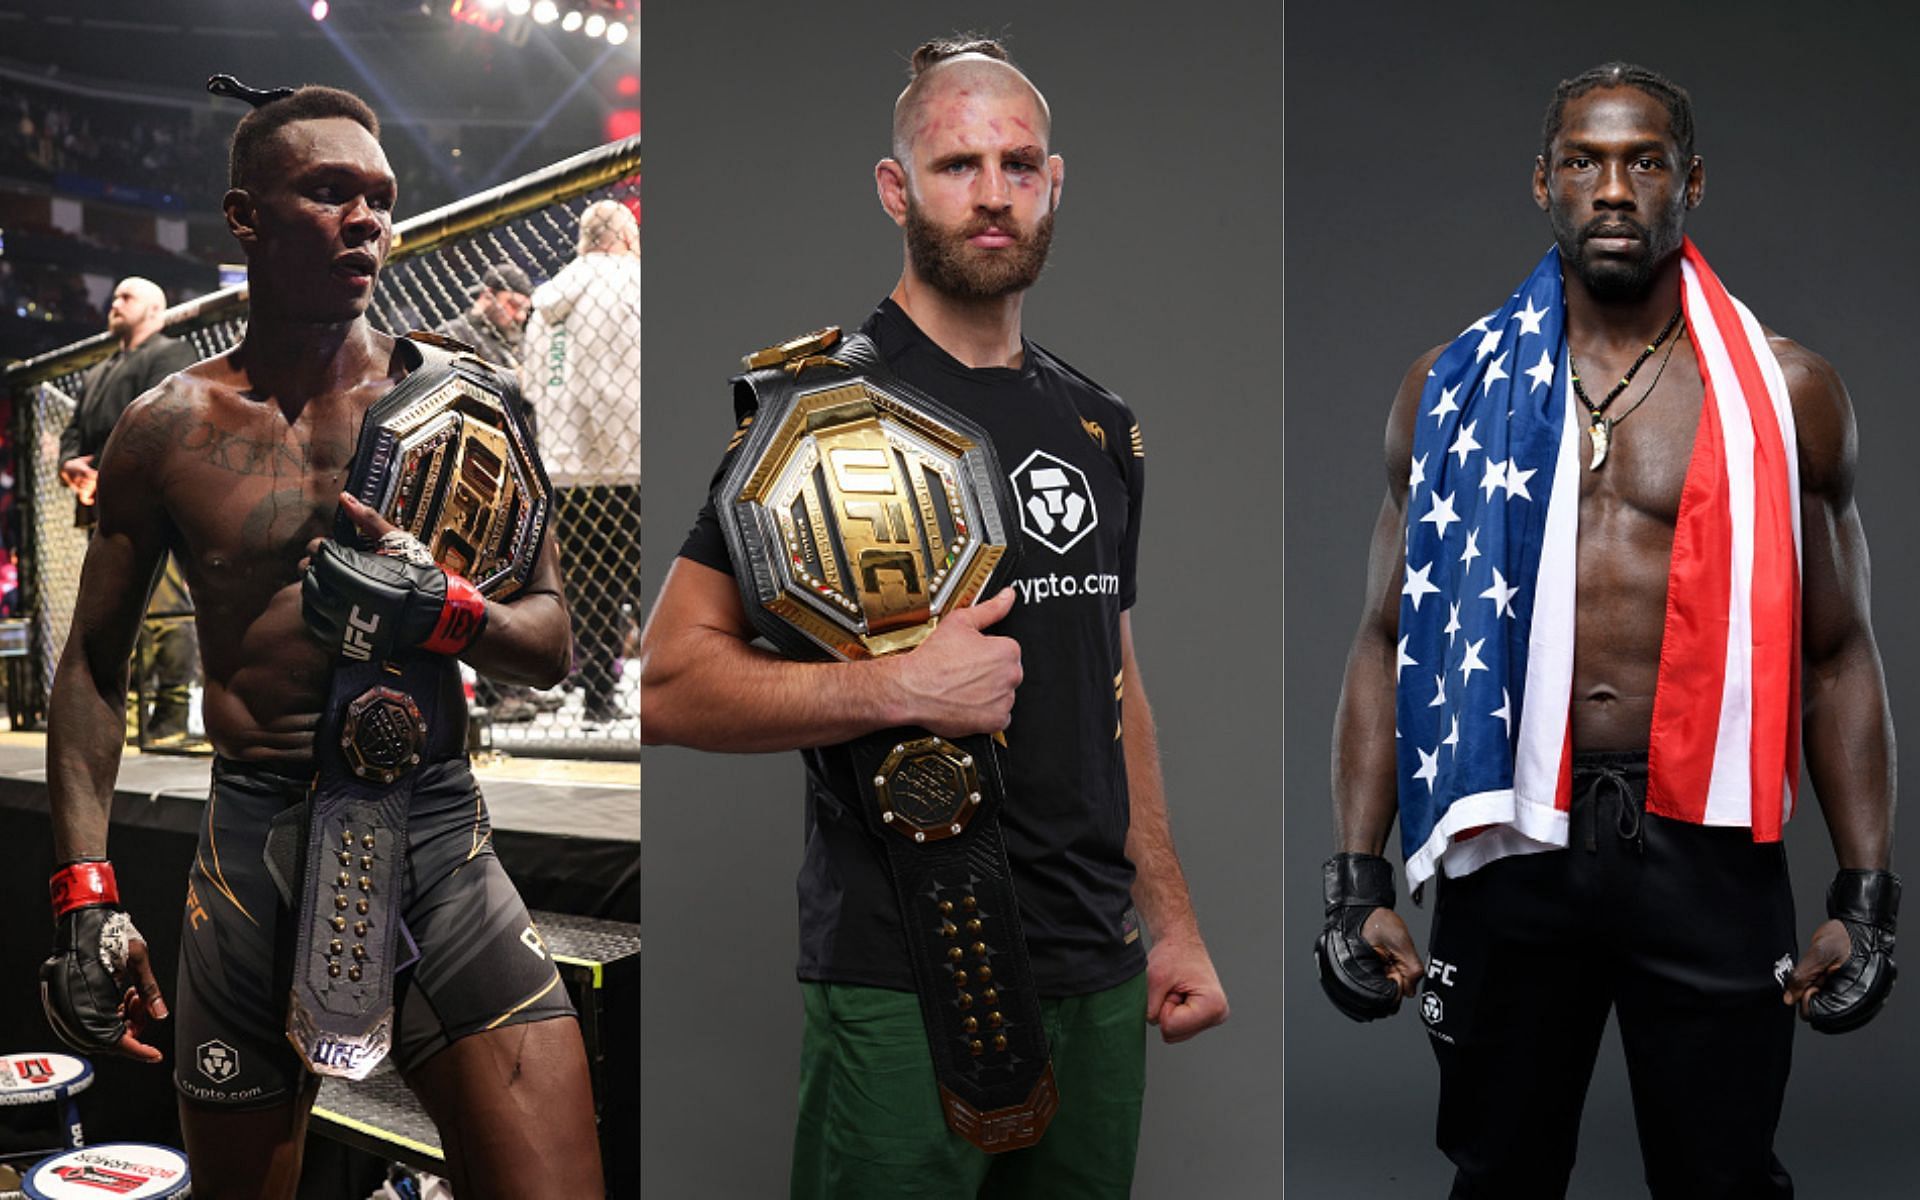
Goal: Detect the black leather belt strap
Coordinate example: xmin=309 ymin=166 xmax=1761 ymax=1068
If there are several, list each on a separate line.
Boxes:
xmin=717 ymin=333 xmax=1055 ymax=1151
xmin=287 ymin=655 xmax=450 ymax=1079
xmin=850 ymin=727 xmax=1057 ymax=1150
xmin=284 ymin=333 xmax=546 ymax=1081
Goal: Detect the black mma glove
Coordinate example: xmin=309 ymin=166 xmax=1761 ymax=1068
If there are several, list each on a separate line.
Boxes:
xmin=1314 ymin=852 xmax=1403 ymax=1022
xmin=40 ymin=860 xmax=150 ymax=1054
xmin=302 ymin=538 xmax=487 ymax=662
xmin=1807 ymin=868 xmax=1899 ymax=1035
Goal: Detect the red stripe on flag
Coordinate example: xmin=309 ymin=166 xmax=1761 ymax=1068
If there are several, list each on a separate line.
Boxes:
xmin=1684 ymin=242 xmax=1798 ymax=840
xmin=1557 ymin=722 xmax=1573 ymax=812
xmin=1648 ymin=278 xmax=1732 ymax=824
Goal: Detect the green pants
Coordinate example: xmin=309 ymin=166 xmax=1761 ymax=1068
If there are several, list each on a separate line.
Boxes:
xmin=792 ymin=972 xmax=1147 ymax=1200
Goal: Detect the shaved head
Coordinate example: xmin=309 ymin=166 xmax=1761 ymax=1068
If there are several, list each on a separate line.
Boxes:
xmin=106 ymin=276 xmax=168 ymax=345
xmin=579 ymin=198 xmax=640 ymax=256
xmin=116 ymin=277 xmax=165 ymax=311
xmin=891 ymin=40 xmax=1051 ymax=167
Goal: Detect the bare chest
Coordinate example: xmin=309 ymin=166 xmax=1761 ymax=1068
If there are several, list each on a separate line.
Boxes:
xmin=1574 ymin=349 xmax=1705 ymax=533
xmin=162 ymin=404 xmax=361 ymax=581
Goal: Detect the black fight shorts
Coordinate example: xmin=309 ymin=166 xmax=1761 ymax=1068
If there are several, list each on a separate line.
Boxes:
xmin=174 ymin=757 xmax=575 ymax=1107
xmin=1422 ymin=750 xmax=1797 ymax=1200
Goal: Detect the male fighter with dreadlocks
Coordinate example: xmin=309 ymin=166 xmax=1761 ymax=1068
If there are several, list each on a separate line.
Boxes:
xmin=1317 ymin=63 xmax=1897 ymax=1196
xmin=38 ymin=80 xmax=603 ymax=1199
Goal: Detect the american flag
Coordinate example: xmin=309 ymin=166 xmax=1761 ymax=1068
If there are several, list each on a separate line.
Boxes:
xmin=1394 ymin=239 xmax=1799 ymax=886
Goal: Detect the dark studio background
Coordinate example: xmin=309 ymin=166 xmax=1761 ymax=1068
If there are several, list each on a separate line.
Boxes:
xmin=641 ymin=2 xmax=1282 ymax=1194
xmin=1286 ymin=2 xmax=1920 ymax=1195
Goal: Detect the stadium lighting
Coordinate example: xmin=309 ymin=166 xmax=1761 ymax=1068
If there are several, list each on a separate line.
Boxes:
xmin=505 ymin=0 xmax=531 ymax=15
xmin=605 ymin=20 xmax=629 ymax=45
xmin=583 ymin=12 xmax=606 ymax=37
xmin=310 ymin=0 xmax=329 ymax=19
xmin=478 ymin=0 xmax=503 ymax=8
xmin=532 ymin=0 xmax=559 ymax=22
xmin=560 ymin=9 xmax=583 ymax=30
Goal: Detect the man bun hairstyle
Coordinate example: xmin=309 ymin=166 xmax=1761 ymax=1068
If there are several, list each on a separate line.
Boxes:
xmin=1542 ymin=62 xmax=1694 ymax=161
xmin=227 ymin=86 xmax=381 ymax=191
xmin=907 ymin=33 xmax=1012 ymax=79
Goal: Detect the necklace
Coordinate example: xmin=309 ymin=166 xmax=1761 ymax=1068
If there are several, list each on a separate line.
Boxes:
xmin=1570 ymin=308 xmax=1684 ymax=470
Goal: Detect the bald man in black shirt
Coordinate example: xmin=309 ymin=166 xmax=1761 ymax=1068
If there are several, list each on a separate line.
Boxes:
xmin=58 ymin=275 xmax=199 ymax=742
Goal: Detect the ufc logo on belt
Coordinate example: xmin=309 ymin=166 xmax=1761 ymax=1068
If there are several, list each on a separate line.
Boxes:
xmin=343 ymin=606 xmax=381 ymax=661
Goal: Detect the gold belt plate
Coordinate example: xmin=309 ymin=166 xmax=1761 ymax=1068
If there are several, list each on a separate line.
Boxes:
xmin=734 ymin=379 xmax=1005 ymax=661
xmin=872 ymin=737 xmax=984 ymax=843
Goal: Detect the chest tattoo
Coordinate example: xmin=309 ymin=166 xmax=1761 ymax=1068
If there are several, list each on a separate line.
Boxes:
xmin=179 ymin=421 xmax=314 ymax=477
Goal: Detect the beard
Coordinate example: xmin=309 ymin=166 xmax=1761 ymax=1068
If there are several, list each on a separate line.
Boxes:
xmin=1548 ymin=207 xmax=1683 ymax=302
xmin=904 ymin=197 xmax=1054 ymax=301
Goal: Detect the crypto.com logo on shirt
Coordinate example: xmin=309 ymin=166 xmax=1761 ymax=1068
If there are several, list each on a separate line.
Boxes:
xmin=1010 ymin=449 xmax=1099 ymax=555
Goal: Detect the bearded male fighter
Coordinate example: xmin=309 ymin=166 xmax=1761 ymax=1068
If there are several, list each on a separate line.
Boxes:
xmin=644 ymin=36 xmax=1227 ymax=1198
xmin=1317 ymin=63 xmax=1897 ymax=1197
xmin=38 ymin=83 xmax=604 ymax=1199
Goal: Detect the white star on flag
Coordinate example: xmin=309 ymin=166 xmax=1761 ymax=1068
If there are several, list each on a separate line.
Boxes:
xmin=1449 ymin=420 xmax=1481 ymax=467
xmin=1443 ymin=713 xmax=1460 ymax=750
xmin=1397 ymin=635 xmax=1416 ymax=678
xmin=1460 ymin=528 xmax=1481 ymax=569
xmin=1481 ymin=351 xmax=1509 ymax=394
xmin=1481 ymin=568 xmax=1519 ymax=618
xmin=1512 ymin=294 xmax=1548 ymax=336
xmin=1414 ymin=745 xmax=1441 ymax=792
xmin=1492 ymin=687 xmax=1512 ymax=738
xmin=1404 ymin=561 xmax=1440 ymax=610
xmin=1479 ymin=456 xmax=1508 ymax=500
xmin=1420 ymin=490 xmax=1460 ymax=539
xmin=1430 ymin=673 xmax=1446 ymax=708
xmin=1445 ymin=600 xmax=1461 ymax=645
xmin=1475 ymin=325 xmax=1502 ymax=361
xmin=1409 ymin=452 xmax=1427 ymax=495
xmin=1525 ymin=348 xmax=1556 ymax=393
xmin=1429 ymin=387 xmax=1460 ymax=425
xmin=1505 ymin=461 xmax=1535 ymax=501
xmin=1459 ymin=636 xmax=1488 ymax=684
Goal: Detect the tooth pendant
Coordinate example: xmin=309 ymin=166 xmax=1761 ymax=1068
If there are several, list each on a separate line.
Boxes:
xmin=1588 ymin=418 xmax=1610 ymax=470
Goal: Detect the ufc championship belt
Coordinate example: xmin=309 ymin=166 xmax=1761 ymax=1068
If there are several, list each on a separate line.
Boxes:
xmin=718 ymin=327 xmax=1058 ymax=1151
xmin=286 ymin=334 xmax=550 ymax=1079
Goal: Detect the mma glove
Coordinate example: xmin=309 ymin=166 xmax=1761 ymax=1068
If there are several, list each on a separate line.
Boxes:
xmin=1808 ymin=867 xmax=1900 ymax=1035
xmin=302 ymin=538 xmax=487 ymax=663
xmin=40 ymin=860 xmax=147 ymax=1054
xmin=1314 ymin=851 xmax=1404 ymax=1022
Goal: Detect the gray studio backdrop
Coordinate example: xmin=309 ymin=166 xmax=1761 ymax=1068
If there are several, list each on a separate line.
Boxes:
xmin=1286 ymin=3 xmax=1920 ymax=1196
xmin=642 ymin=2 xmax=1281 ymax=1196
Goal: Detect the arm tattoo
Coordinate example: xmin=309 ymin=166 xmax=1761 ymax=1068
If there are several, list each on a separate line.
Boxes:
xmin=97 ymin=392 xmax=189 ymax=473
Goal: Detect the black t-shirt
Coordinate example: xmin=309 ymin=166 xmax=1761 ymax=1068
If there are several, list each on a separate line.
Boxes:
xmin=59 ymin=334 xmax=199 ymax=528
xmin=59 ymin=334 xmax=199 ymax=463
xmin=679 ymin=299 xmax=1149 ymax=996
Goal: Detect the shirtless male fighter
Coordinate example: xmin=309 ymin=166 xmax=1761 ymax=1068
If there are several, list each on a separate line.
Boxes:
xmin=1317 ymin=64 xmax=1897 ymax=1196
xmin=38 ymin=84 xmax=604 ymax=1199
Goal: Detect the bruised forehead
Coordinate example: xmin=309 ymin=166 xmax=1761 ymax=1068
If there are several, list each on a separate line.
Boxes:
xmin=892 ymin=55 xmax=1052 ymax=163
